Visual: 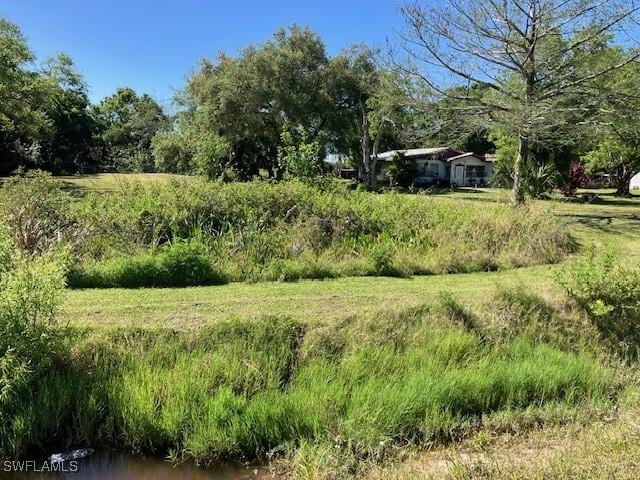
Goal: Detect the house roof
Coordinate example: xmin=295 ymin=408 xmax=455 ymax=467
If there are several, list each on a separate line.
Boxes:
xmin=447 ymin=152 xmax=497 ymax=163
xmin=376 ymin=147 xmax=462 ymax=161
xmin=447 ymin=152 xmax=482 ymax=162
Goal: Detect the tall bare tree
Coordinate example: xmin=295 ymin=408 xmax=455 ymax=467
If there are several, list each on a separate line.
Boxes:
xmin=398 ymin=0 xmax=640 ymax=204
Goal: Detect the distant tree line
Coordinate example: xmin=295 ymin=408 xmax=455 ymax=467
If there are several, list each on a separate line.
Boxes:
xmin=2 ymin=5 xmax=640 ymax=198
xmin=0 ymin=18 xmax=169 ymax=175
xmin=0 ymin=18 xmax=410 ymax=178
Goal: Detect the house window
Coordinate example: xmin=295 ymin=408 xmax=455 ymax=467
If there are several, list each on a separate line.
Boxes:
xmin=465 ymin=165 xmax=485 ymax=178
xmin=425 ymin=162 xmax=440 ymax=177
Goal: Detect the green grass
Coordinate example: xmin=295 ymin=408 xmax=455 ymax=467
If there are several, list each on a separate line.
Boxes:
xmin=63 ymin=266 xmax=557 ymax=329
xmin=57 ymin=172 xmax=196 ymax=192
xmin=63 ymin=188 xmax=640 ymax=330
xmin=2 ymin=304 xmax=615 ymax=466
xmin=4 ymin=177 xmax=639 ymax=477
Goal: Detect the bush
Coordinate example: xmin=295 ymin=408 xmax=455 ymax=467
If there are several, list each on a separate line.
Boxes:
xmin=278 ymin=127 xmax=322 ymax=180
xmin=385 ymin=151 xmax=418 ymax=187
xmin=523 ymin=162 xmax=561 ymax=198
xmin=159 ymin=240 xmax=222 ymax=286
xmin=193 ymin=133 xmax=230 ymax=179
xmin=0 ymin=252 xmax=66 ymax=444
xmin=68 ymin=240 xmax=226 ymax=288
xmin=0 ymin=170 xmax=86 ymax=253
xmin=491 ymin=158 xmax=560 ymax=198
xmin=559 ymin=248 xmax=640 ymax=358
xmin=152 ymin=131 xmax=194 ymax=174
xmin=561 ymin=161 xmax=589 ymax=197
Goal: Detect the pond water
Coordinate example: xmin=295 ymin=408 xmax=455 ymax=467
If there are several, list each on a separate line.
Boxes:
xmin=9 ymin=451 xmax=272 ymax=480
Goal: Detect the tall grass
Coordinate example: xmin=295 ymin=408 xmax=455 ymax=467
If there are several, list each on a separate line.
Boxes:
xmin=67 ymin=240 xmax=226 ymax=288
xmin=0 ymin=173 xmax=576 ymax=287
xmin=37 ymin=177 xmax=575 ymax=287
xmin=0 ymin=304 xmax=614 ymax=467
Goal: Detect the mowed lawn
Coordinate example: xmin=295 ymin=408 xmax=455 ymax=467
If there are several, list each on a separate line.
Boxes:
xmin=63 ymin=183 xmax=640 ymax=330
xmin=57 ymin=172 xmax=196 ymax=192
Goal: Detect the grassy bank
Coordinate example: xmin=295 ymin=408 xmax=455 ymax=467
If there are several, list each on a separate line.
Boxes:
xmin=62 ymin=187 xmax=640 ymax=330
xmin=0 ymin=172 xmax=575 ymax=288
xmin=2 ymin=174 xmax=639 ymax=478
xmin=364 ymin=387 xmax=640 ymax=479
xmin=1 ymin=295 xmax=617 ymax=473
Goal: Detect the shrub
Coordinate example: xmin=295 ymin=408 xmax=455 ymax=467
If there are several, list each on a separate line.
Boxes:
xmin=193 ymin=133 xmax=230 ymax=179
xmin=159 ymin=240 xmax=222 ymax=286
xmin=561 ymin=161 xmax=589 ymax=197
xmin=523 ymin=162 xmax=561 ymax=198
xmin=385 ymin=151 xmax=418 ymax=187
xmin=68 ymin=240 xmax=225 ymax=288
xmin=491 ymin=157 xmax=560 ymax=198
xmin=0 ymin=253 xmax=66 ymax=455
xmin=127 ymin=151 xmax=155 ymax=173
xmin=152 ymin=131 xmax=194 ymax=174
xmin=0 ymin=254 xmax=65 ymax=372
xmin=369 ymin=242 xmax=405 ymax=277
xmin=278 ymin=127 xmax=322 ymax=180
xmin=558 ymin=248 xmax=640 ymax=358
xmin=0 ymin=170 xmax=87 ymax=253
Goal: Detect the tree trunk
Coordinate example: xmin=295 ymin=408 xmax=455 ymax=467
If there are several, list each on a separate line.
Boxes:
xmin=511 ymin=134 xmax=528 ymax=205
xmin=615 ymin=164 xmax=631 ymax=196
xmin=369 ymin=125 xmax=385 ymax=189
xmin=512 ymin=4 xmax=537 ymax=207
xmin=369 ymin=158 xmax=378 ymax=188
xmin=359 ymin=99 xmax=372 ymax=186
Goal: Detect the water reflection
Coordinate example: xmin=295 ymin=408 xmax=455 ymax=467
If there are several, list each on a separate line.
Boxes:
xmin=13 ymin=451 xmax=269 ymax=480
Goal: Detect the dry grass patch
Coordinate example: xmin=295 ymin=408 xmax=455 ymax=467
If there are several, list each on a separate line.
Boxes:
xmin=366 ymin=390 xmax=640 ymax=480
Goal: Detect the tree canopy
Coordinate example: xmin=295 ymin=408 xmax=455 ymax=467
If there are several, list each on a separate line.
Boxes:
xmin=2 ymin=11 xmax=640 ymax=195
xmin=0 ymin=16 xmax=168 ymax=175
xmin=398 ymin=0 xmax=640 ymax=202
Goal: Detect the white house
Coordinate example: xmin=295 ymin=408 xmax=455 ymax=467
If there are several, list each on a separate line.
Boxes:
xmin=631 ymin=171 xmax=640 ymax=196
xmin=376 ymin=147 xmax=496 ymax=187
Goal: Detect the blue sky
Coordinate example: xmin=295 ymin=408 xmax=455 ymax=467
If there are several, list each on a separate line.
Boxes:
xmin=1 ymin=1 xmax=402 ymax=105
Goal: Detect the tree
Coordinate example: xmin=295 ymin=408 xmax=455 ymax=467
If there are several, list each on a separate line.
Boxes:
xmin=184 ymin=26 xmax=339 ymax=179
xmin=337 ymin=46 xmax=422 ymax=187
xmin=418 ymin=84 xmax=496 ymax=154
xmin=582 ymin=62 xmax=640 ymax=195
xmin=584 ymin=137 xmax=640 ymax=195
xmin=38 ymin=54 xmax=97 ymax=173
xmin=398 ymin=0 xmax=640 ymax=204
xmin=0 ymin=17 xmax=50 ymax=174
xmin=385 ymin=151 xmax=418 ymax=187
xmin=93 ymin=87 xmax=168 ymax=171
xmin=0 ymin=18 xmax=98 ymax=174
xmin=335 ymin=46 xmax=379 ymax=186
xmin=277 ymin=126 xmax=322 ymax=180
